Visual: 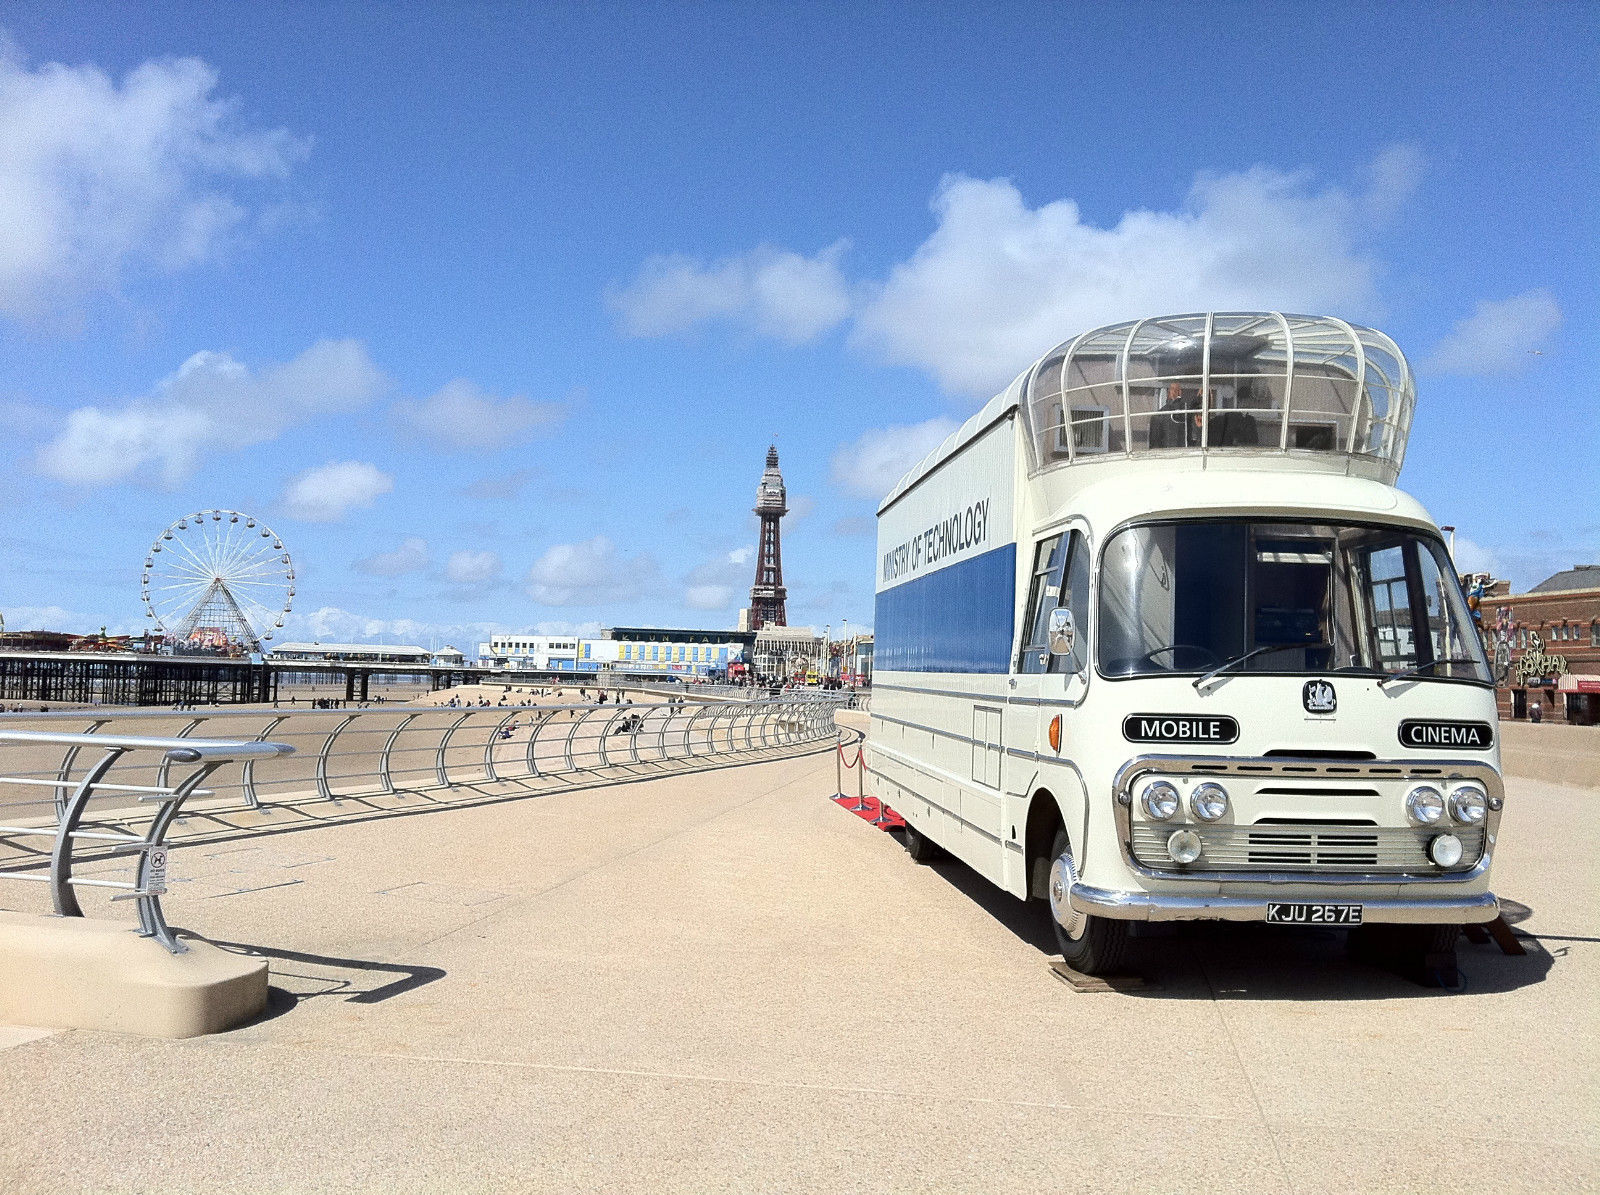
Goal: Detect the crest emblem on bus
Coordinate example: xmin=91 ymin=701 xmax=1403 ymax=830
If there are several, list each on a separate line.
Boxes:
xmin=1302 ymin=679 xmax=1337 ymax=715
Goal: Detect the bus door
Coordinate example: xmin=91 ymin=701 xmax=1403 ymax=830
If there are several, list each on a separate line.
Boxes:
xmin=1016 ymin=527 xmax=1093 ymax=760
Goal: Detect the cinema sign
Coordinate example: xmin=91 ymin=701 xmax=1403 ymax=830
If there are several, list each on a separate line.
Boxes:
xmin=1397 ymin=719 xmax=1494 ymax=750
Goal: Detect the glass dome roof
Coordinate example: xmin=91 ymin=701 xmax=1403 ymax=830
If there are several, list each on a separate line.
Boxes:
xmin=1022 ymin=312 xmax=1415 ymax=481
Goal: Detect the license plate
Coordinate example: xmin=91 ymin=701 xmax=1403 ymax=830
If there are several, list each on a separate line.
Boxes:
xmin=1265 ymin=902 xmax=1363 ymax=925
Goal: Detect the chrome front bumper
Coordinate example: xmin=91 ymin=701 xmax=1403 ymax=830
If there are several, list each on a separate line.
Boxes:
xmin=1069 ymin=883 xmax=1499 ymax=924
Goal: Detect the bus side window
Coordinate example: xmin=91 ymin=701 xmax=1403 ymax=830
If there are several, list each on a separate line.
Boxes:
xmin=1049 ymin=531 xmax=1091 ymax=674
xmin=1018 ymin=534 xmax=1066 ymax=674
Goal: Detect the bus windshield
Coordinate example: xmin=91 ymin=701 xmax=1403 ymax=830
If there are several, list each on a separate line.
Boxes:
xmin=1097 ymin=519 xmax=1492 ymax=683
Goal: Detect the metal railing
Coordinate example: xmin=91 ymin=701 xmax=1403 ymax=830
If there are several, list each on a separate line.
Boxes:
xmin=0 ymin=730 xmax=294 ymax=953
xmin=0 ymin=697 xmax=842 ymax=948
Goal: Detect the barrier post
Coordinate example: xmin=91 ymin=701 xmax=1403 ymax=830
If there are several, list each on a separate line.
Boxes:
xmin=832 ymin=735 xmax=845 ymax=799
xmin=850 ymin=746 xmax=870 ymax=813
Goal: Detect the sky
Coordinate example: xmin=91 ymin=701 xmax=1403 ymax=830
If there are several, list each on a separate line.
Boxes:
xmin=0 ymin=1 xmax=1595 ymax=650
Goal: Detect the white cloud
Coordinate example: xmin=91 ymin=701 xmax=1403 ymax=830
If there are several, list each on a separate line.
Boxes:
xmin=446 ymin=548 xmax=501 ymax=585
xmin=1363 ymin=143 xmax=1425 ymax=222
xmin=614 ymin=152 xmax=1415 ymax=398
xmin=683 ymin=546 xmax=755 ymax=611
xmin=831 ymin=416 xmax=960 ymax=501
xmin=609 ymin=241 xmax=852 ymax=344
xmin=683 ymin=585 xmax=733 ymax=610
xmin=281 ymin=460 xmax=393 ymax=523
xmin=0 ymin=603 xmax=135 ymax=636
xmin=1423 ymin=289 xmax=1562 ymax=376
xmin=1448 ymin=534 xmax=1500 ymax=578
xmin=393 ymin=379 xmax=566 ymax=450
xmin=0 ymin=398 xmax=56 ymax=435
xmin=283 ymin=607 xmax=601 ymax=651
xmin=855 ymin=168 xmax=1393 ymax=395
xmin=462 ymin=467 xmax=538 ymax=501
xmin=353 ymin=536 xmax=428 ymax=577
xmin=288 ymin=606 xmax=454 ymax=647
xmin=525 ymin=536 xmax=655 ymax=606
xmin=36 ymin=338 xmax=388 ymax=486
xmin=0 ymin=38 xmax=307 ymax=320
xmin=526 ymin=619 xmax=603 ymax=637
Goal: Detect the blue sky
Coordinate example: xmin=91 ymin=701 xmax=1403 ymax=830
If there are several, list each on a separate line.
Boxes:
xmin=1 ymin=2 xmax=1595 ymax=648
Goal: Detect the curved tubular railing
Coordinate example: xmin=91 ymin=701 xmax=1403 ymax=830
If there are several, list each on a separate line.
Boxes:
xmin=0 ymin=697 xmax=844 ymax=825
xmin=436 ymin=711 xmax=475 ymax=787
xmin=0 ymin=730 xmax=295 ymax=954
xmin=484 ymin=710 xmax=520 ymax=782
xmin=379 ymin=712 xmax=421 ymax=793
xmin=240 ymin=714 xmax=288 ymax=809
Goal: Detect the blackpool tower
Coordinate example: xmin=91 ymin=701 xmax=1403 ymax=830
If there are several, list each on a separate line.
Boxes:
xmin=747 ymin=445 xmax=789 ymax=629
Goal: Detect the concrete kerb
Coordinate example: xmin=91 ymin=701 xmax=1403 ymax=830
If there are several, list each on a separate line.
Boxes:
xmin=0 ymin=911 xmax=267 ymax=1038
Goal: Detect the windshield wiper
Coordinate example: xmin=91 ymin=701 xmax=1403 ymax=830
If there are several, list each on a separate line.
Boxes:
xmin=1193 ymin=642 xmax=1332 ymax=691
xmin=1378 ymin=658 xmax=1479 ymax=689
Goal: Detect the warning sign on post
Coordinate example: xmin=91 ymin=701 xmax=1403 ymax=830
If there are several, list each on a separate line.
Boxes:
xmin=144 ymin=845 xmax=169 ymax=895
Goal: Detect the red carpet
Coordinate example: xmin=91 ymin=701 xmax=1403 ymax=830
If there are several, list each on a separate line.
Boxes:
xmin=831 ymin=792 xmax=904 ymax=830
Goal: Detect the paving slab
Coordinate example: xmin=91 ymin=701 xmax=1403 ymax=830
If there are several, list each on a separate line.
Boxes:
xmin=0 ymin=752 xmax=1595 ymax=1193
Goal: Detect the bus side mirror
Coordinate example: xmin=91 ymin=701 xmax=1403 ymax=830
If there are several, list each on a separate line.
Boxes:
xmin=1048 ymin=607 xmax=1077 ymax=657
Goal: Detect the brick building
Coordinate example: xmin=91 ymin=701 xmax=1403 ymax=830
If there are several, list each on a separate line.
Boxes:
xmin=1476 ymin=564 xmax=1600 ymax=725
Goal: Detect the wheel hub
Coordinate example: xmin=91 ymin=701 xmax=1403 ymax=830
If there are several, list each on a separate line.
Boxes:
xmin=1048 ymin=849 xmax=1087 ymax=940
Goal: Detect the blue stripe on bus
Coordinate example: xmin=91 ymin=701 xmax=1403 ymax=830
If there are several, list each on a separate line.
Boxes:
xmin=873 ymin=543 xmax=1016 ymax=673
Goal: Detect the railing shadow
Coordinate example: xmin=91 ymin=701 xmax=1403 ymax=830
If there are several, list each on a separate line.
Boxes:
xmin=197 ymin=937 xmax=447 ymax=1025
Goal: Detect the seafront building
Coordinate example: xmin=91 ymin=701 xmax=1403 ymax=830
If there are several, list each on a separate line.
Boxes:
xmin=268 ymin=641 xmax=464 ymax=666
xmin=477 ymin=634 xmax=581 ymax=671
xmin=752 ymin=625 xmax=822 ymax=679
xmin=586 ymin=627 xmax=755 ymax=678
xmin=478 ymin=627 xmax=755 ymax=679
xmin=1475 ymin=563 xmax=1600 ymax=725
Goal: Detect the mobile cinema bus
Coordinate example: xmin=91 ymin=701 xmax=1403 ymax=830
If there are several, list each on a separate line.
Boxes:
xmin=867 ymin=312 xmax=1502 ymax=976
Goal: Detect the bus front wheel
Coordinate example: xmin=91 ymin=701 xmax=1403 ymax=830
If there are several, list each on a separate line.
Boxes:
xmin=903 ymin=820 xmax=945 ymax=863
xmin=1047 ymin=829 xmax=1128 ymax=976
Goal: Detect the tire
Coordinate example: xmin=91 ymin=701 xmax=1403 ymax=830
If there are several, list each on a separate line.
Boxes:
xmin=903 ymin=819 xmax=944 ymax=863
xmin=1349 ymin=923 xmax=1461 ymax=974
xmin=1047 ymin=828 xmax=1129 ymax=976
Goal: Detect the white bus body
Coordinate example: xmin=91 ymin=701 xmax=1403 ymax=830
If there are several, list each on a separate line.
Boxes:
xmin=867 ymin=312 xmax=1501 ymax=974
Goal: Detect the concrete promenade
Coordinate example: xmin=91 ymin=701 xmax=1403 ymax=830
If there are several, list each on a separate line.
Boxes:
xmin=0 ymin=748 xmax=1596 ymax=1192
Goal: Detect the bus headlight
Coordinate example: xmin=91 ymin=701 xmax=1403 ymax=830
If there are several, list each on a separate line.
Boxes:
xmin=1404 ymin=784 xmax=1445 ymax=826
xmin=1140 ymin=780 xmax=1180 ymax=821
xmin=1190 ymin=782 xmax=1229 ymax=822
xmin=1167 ymin=829 xmax=1203 ymax=865
xmin=1448 ymin=784 xmax=1488 ymax=825
xmin=1428 ymin=833 xmax=1464 ymax=868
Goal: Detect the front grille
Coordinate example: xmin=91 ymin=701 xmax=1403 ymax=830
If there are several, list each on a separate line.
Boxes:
xmin=1130 ymin=822 xmax=1486 ymax=873
xmin=1254 ymin=786 xmax=1380 ymax=796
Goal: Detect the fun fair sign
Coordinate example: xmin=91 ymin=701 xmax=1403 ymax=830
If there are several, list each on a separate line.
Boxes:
xmin=1513 ymin=631 xmax=1568 ymax=686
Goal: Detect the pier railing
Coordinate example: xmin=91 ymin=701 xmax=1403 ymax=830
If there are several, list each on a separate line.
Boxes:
xmin=0 ymin=696 xmax=842 ymax=946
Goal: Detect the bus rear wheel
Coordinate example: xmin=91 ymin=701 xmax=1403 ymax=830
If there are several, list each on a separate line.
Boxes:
xmin=1047 ymin=829 xmax=1128 ymax=976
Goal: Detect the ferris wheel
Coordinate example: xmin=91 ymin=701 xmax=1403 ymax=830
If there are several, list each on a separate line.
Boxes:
xmin=141 ymin=510 xmax=294 ymax=653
